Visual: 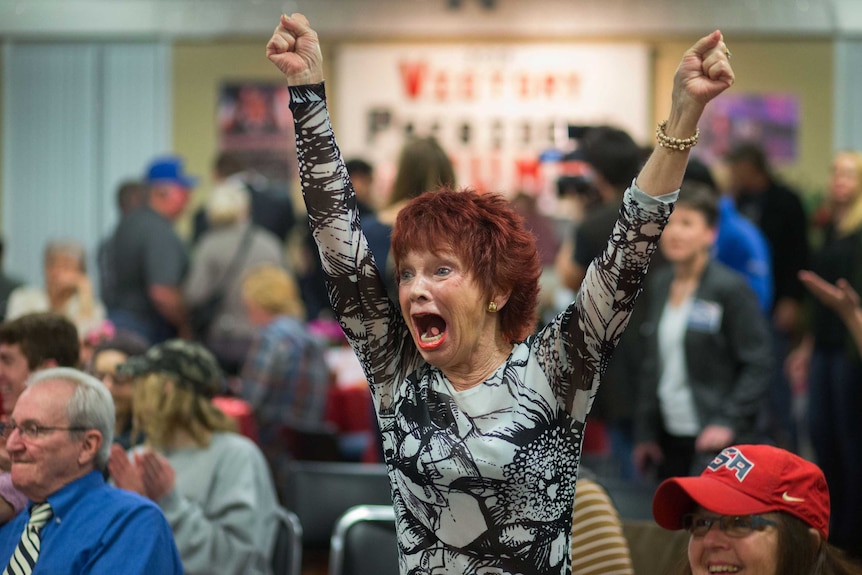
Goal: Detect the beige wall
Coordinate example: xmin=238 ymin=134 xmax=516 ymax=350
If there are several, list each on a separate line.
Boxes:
xmin=652 ymin=37 xmax=834 ymax=204
xmin=173 ymin=36 xmax=834 ymax=221
xmin=172 ymin=39 xmax=338 ymax=237
xmin=172 ymin=39 xmax=286 ymax=237
xmin=0 ymin=44 xmax=4 ymax=228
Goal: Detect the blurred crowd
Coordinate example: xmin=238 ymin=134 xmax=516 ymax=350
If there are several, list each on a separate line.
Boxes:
xmin=0 ymin=131 xmax=859 ymax=571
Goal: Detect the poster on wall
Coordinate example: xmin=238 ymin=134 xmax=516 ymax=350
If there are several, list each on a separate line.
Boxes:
xmin=694 ymin=93 xmax=799 ymax=166
xmin=335 ymin=42 xmax=649 ymax=209
xmin=217 ymin=82 xmax=297 ymax=187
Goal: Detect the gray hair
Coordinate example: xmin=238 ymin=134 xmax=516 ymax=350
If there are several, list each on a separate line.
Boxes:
xmin=27 ymin=367 xmax=115 ymax=471
xmin=44 ymin=239 xmax=87 ymax=272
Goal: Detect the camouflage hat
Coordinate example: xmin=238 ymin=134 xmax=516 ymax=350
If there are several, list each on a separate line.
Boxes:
xmin=117 ymin=339 xmax=224 ymax=398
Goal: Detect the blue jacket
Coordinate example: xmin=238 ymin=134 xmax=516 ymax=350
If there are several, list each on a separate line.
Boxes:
xmin=714 ymin=196 xmax=774 ymax=313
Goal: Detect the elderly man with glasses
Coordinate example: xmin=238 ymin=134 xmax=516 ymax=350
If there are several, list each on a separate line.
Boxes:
xmin=0 ymin=367 xmax=182 ymax=573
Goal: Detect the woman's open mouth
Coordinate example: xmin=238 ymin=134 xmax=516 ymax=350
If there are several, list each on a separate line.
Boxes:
xmin=413 ymin=313 xmax=448 ymax=350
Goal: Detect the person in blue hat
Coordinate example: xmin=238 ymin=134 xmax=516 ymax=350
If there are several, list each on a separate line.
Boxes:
xmin=103 ymin=155 xmax=197 ymax=345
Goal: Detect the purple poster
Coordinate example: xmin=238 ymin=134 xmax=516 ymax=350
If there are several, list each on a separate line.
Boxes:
xmin=694 ymin=93 xmax=799 ymax=166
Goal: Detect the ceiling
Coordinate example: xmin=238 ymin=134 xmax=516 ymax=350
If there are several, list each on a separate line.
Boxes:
xmin=0 ymin=0 xmax=860 ymax=41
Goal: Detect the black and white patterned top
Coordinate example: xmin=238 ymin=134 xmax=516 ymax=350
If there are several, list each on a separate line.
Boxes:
xmin=290 ymin=83 xmax=674 ymax=575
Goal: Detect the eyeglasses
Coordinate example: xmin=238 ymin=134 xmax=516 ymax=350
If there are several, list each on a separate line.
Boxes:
xmin=0 ymin=421 xmax=90 ymax=440
xmin=682 ymin=514 xmax=778 ymax=538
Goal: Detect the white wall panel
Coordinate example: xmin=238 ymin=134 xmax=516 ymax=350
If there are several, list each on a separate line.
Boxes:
xmin=2 ymin=42 xmax=170 ymax=289
xmin=833 ymin=40 xmax=862 ymax=151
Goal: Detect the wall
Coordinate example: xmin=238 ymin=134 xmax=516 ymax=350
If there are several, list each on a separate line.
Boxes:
xmin=172 ymin=39 xmax=291 ymax=236
xmin=0 ymin=44 xmax=3 ymax=228
xmin=653 ymin=36 xmax=834 ymax=202
xmin=173 ymin=34 xmax=835 ymax=212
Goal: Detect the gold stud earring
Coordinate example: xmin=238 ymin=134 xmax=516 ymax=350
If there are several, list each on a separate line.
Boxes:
xmin=487 ymin=301 xmax=498 ymax=313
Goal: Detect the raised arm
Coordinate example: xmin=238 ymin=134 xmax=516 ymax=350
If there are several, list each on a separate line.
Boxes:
xmin=542 ymin=32 xmax=735 ymax=419
xmin=266 ymin=14 xmax=412 ymax=395
xmin=637 ymin=31 xmax=734 ymax=196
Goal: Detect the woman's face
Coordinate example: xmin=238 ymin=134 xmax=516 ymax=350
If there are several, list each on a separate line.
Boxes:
xmin=397 ymin=248 xmax=501 ymax=377
xmin=45 ymin=252 xmax=81 ymax=294
xmin=687 ymin=509 xmax=780 ymax=575
xmin=660 ymin=204 xmax=716 ymax=265
xmin=92 ymin=349 xmax=133 ymax=415
xmin=829 ymin=152 xmax=860 ymax=207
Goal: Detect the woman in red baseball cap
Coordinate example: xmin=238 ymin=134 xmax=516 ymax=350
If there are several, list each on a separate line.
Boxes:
xmin=652 ymin=444 xmax=862 ymax=575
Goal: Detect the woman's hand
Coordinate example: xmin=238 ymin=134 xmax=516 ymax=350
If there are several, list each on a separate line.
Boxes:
xmin=799 ymin=270 xmax=860 ymax=319
xmin=695 ymin=424 xmax=734 ymax=453
xmin=108 ymin=443 xmax=146 ymax=496
xmin=664 ymin=30 xmax=734 ymax=140
xmin=633 ymin=442 xmax=664 ymax=477
xmin=137 ymin=450 xmax=176 ymax=502
xmin=266 ymin=13 xmax=324 ymax=86
xmin=672 ymin=31 xmax=734 ymax=113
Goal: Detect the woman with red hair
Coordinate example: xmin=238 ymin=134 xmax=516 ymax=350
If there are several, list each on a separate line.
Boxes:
xmin=267 ymin=14 xmax=734 ymax=575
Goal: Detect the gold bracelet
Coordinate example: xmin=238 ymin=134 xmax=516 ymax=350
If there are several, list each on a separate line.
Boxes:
xmin=655 ymin=120 xmax=699 ymax=151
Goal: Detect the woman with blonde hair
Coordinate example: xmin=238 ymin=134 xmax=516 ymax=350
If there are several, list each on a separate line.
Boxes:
xmin=789 ymin=150 xmax=862 ymax=557
xmin=239 ymin=264 xmax=330 ymax=465
xmin=108 ymin=339 xmax=280 ymax=575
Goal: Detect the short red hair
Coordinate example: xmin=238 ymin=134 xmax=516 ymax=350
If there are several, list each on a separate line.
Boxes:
xmin=391 ymin=187 xmax=541 ymax=342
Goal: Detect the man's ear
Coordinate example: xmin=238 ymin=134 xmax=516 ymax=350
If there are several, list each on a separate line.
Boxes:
xmin=78 ymin=430 xmax=103 ymax=467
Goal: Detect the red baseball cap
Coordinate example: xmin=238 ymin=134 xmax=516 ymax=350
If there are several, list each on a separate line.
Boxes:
xmin=652 ymin=444 xmax=830 ymax=539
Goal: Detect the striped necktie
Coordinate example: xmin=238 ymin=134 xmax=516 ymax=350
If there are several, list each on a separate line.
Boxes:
xmin=2 ymin=502 xmax=53 ymax=575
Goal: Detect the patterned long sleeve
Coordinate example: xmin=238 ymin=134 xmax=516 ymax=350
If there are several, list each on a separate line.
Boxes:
xmin=290 ymin=83 xmax=415 ymax=411
xmin=536 ymin=184 xmax=674 ymax=421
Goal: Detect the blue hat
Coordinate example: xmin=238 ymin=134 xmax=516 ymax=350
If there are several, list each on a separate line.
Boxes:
xmin=145 ymin=155 xmax=197 ymax=189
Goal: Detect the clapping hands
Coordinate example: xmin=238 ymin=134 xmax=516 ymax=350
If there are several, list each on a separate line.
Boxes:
xmin=109 ymin=443 xmax=176 ymax=502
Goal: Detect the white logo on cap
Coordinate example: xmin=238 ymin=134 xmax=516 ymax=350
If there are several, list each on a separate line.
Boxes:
xmin=708 ymin=447 xmax=754 ymax=482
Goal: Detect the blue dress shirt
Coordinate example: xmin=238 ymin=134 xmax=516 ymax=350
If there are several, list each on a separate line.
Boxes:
xmin=0 ymin=470 xmax=182 ymax=574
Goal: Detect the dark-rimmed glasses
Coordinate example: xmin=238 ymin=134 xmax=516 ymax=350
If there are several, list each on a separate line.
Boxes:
xmin=682 ymin=513 xmax=777 ymax=538
xmin=0 ymin=421 xmax=90 ymax=440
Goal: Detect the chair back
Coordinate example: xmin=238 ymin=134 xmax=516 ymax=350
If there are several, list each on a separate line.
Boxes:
xmin=272 ymin=507 xmax=303 ymax=575
xmin=598 ymin=476 xmax=659 ymax=521
xmin=622 ymin=519 xmax=689 ymax=575
xmin=282 ymin=461 xmax=393 ymax=549
xmin=328 ymin=505 xmax=398 ymax=575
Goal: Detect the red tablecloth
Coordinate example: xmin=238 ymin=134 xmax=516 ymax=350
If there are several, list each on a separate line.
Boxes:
xmin=213 ymin=396 xmax=259 ymax=443
xmin=325 ymin=384 xmax=373 ymax=434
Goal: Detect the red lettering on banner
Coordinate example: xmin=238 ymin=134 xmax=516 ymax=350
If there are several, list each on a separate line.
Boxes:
xmin=490 ymin=70 xmax=504 ymax=98
xmin=518 ymin=73 xmax=530 ymax=99
xmin=544 ymin=74 xmax=556 ymax=98
xmin=514 ymin=157 xmax=541 ymax=194
xmin=434 ymin=71 xmax=449 ymax=102
xmin=460 ymin=72 xmax=475 ymax=100
xmin=566 ymin=73 xmax=581 ymax=98
xmin=469 ymin=156 xmax=486 ymax=194
xmin=398 ymin=62 xmax=581 ymax=103
xmin=399 ymin=61 xmax=428 ymax=100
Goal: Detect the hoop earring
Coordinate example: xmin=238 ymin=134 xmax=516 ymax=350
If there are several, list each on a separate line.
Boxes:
xmin=487 ymin=301 xmax=498 ymax=313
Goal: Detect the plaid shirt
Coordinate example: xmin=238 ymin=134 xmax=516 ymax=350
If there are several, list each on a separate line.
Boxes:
xmin=240 ymin=315 xmax=330 ymax=447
